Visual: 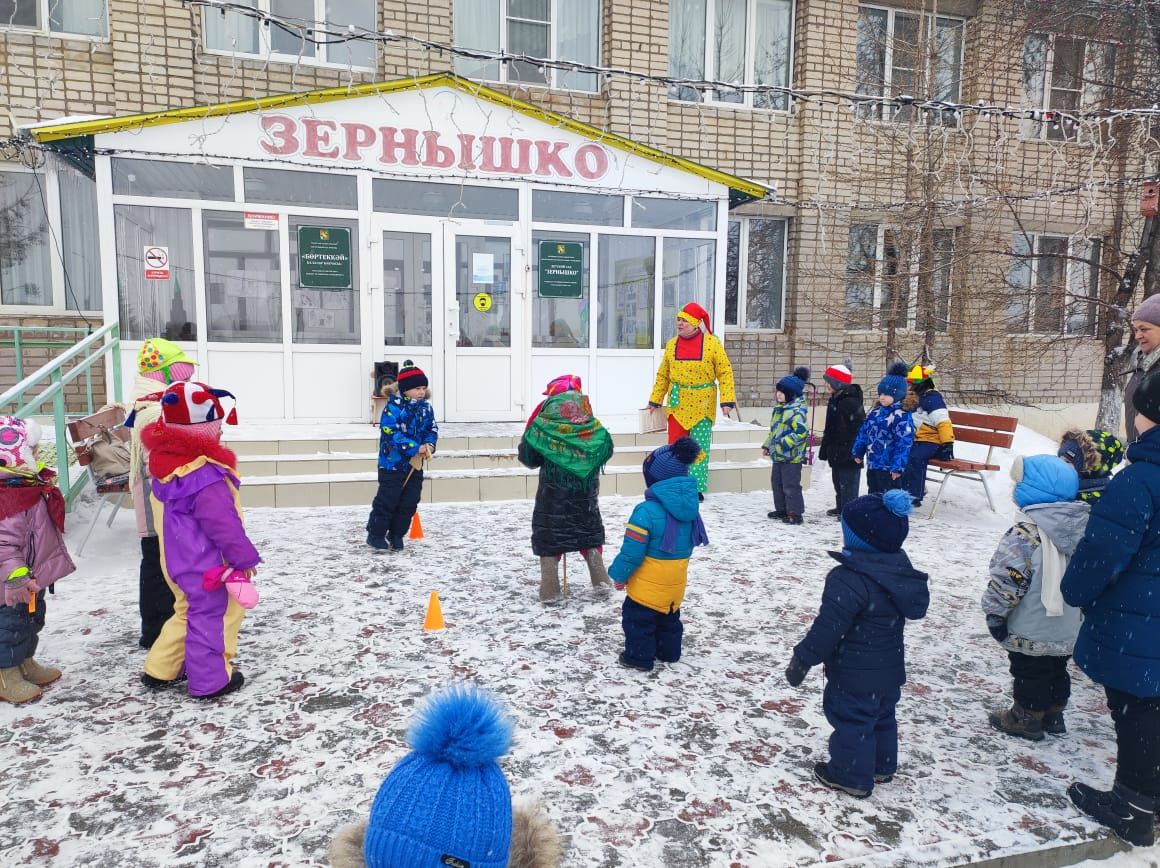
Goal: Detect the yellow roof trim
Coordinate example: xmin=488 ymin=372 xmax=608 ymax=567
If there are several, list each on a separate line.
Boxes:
xmin=27 ymin=72 xmax=768 ymax=204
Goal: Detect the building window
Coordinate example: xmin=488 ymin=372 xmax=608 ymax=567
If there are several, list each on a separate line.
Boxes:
xmin=203 ymin=0 xmax=376 ymax=69
xmin=114 ymin=205 xmax=197 ymax=341
xmin=454 ymin=0 xmax=601 ymax=93
xmin=532 ymin=230 xmax=590 ymax=348
xmin=532 ymin=190 xmax=623 ymax=226
xmin=112 ymin=158 xmax=235 ymax=201
xmin=373 ymin=179 xmax=519 ymax=221
xmin=382 ymin=231 xmax=433 ymax=347
xmin=668 ymin=0 xmax=792 ymax=110
xmin=597 ymin=235 xmax=654 ymax=349
xmin=0 ymin=0 xmax=107 ymax=37
xmin=661 ymin=237 xmax=716 ymax=343
xmin=855 ymin=5 xmax=964 ymax=123
xmin=1008 ymin=234 xmax=1101 ymax=336
xmin=203 ymin=212 xmax=282 ymax=343
xmin=58 ymin=167 xmax=101 ymax=311
xmin=1022 ymin=34 xmax=1115 ymax=142
xmin=725 ymin=217 xmax=787 ymax=330
xmin=0 ymin=171 xmax=51 ymax=307
xmin=632 ymin=197 xmax=717 ymax=231
xmin=289 ymin=215 xmax=360 ymax=345
xmin=844 ymin=223 xmax=955 ymax=332
xmin=244 ymin=167 xmax=357 ymax=209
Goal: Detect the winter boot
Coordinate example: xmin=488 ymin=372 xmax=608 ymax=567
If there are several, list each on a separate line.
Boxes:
xmin=1068 ymin=781 xmax=1155 ymax=847
xmin=826 ymin=508 xmax=841 ymax=517
xmin=0 ymin=666 xmax=42 ymax=704
xmin=19 ymin=658 xmax=61 ymax=687
xmin=767 ymin=510 xmax=787 ymax=520
xmin=538 ymin=556 xmax=561 ymax=603
xmin=813 ymin=762 xmax=871 ymax=799
xmin=582 ymin=548 xmax=612 ymax=590
xmin=988 ymin=702 xmax=1045 ymax=742
xmin=197 ymin=670 xmax=245 ymax=700
xmin=141 ymin=670 xmax=187 ymax=690
xmin=782 ymin=513 xmax=804 ymax=525
xmin=1043 ymin=703 xmax=1067 ymax=736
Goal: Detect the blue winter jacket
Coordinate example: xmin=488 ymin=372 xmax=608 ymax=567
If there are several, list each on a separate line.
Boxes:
xmin=794 ymin=549 xmax=930 ymax=693
xmin=1061 ymin=426 xmax=1160 ymax=698
xmin=377 ymin=395 xmax=439 ymax=471
xmin=852 ymin=404 xmax=915 ymax=473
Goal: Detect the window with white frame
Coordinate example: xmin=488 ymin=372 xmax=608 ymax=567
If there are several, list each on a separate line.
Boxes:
xmin=855 ymin=5 xmax=964 ymax=123
xmin=454 ymin=0 xmax=601 ymax=92
xmin=844 ymin=223 xmax=955 ymax=332
xmin=0 ymin=0 xmax=107 ymax=37
xmin=203 ymin=0 xmax=376 ymax=69
xmin=1007 ymin=234 xmax=1101 ymax=335
xmin=1021 ymin=34 xmax=1115 ymax=142
xmin=668 ymin=0 xmax=793 ymax=109
xmin=725 ymin=217 xmax=787 ymax=330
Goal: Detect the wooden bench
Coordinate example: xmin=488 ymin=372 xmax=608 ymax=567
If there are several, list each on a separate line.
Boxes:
xmin=924 ymin=410 xmax=1018 ymax=518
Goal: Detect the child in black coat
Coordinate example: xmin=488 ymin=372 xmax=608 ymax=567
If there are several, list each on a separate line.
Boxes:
xmin=785 ymin=489 xmax=930 ymax=798
xmin=818 ymin=362 xmax=866 ymax=517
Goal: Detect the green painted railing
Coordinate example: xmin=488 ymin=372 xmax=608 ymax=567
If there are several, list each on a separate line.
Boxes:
xmin=0 ymin=323 xmax=122 ymax=509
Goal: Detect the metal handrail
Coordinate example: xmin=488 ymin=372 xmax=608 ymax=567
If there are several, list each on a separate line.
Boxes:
xmin=0 ymin=323 xmax=122 ymax=509
xmin=0 ymin=326 xmax=96 ymax=383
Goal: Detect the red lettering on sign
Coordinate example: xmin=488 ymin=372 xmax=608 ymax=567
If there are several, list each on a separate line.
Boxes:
xmin=378 ymin=127 xmax=421 ymax=166
xmin=342 ymin=122 xmax=376 ymax=161
xmin=457 ymin=133 xmax=478 ymax=171
xmin=302 ymin=119 xmax=340 ymax=159
xmin=259 ymin=115 xmax=299 ymax=156
xmin=574 ymin=143 xmax=609 ymax=180
xmin=421 ymin=131 xmax=456 ymax=169
xmin=480 ymin=136 xmax=534 ymax=174
xmin=534 ymin=140 xmax=574 ymax=178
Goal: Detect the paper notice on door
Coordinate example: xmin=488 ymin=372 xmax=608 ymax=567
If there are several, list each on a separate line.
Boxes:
xmin=471 ymin=253 xmax=494 ymax=284
xmin=244 ymin=211 xmax=279 ymax=230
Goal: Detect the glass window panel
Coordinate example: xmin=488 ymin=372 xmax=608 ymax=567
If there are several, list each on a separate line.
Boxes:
xmin=890 ymin=13 xmax=919 ymax=121
xmin=58 ymin=168 xmax=102 ymax=311
xmin=725 ymin=219 xmax=740 ymax=326
xmin=1082 ymin=41 xmax=1115 ymax=111
xmin=114 ymin=205 xmax=196 ymax=341
xmin=555 ymin=0 xmax=599 ymax=92
xmin=1021 ymin=34 xmax=1048 ymax=138
xmin=0 ymin=0 xmax=38 ymax=27
xmin=1034 ymin=236 xmax=1068 ymax=333
xmin=532 ymin=190 xmax=622 ymax=226
xmin=532 ymin=230 xmax=590 ymax=348
xmin=929 ymin=229 xmax=954 ymax=333
xmin=51 ymin=0 xmax=107 ymax=36
xmin=244 ymin=167 xmax=357 ymax=209
xmin=204 ymin=0 xmax=258 ymax=52
xmin=326 ymin=0 xmax=376 ymax=68
xmin=1066 ymin=238 xmax=1100 ymax=336
xmin=270 ymin=0 xmax=315 ymax=57
xmin=455 ymin=236 xmax=511 ymax=347
xmin=632 ymin=197 xmax=716 ymax=231
xmin=932 ymin=17 xmax=963 ymax=124
xmin=598 ymin=234 xmax=654 ymax=349
xmin=508 ymin=0 xmax=548 ymax=19
xmin=753 ymin=0 xmax=791 ymax=110
xmin=713 ymin=0 xmax=746 ymax=103
xmin=372 ymin=179 xmax=518 ymax=220
xmin=289 ymin=216 xmax=359 ymax=344
xmin=203 ymin=211 xmax=281 ymax=343
xmin=882 ymin=231 xmax=908 ymax=330
xmin=845 ymin=223 xmax=877 ymax=329
xmin=667 ymin=0 xmax=706 ymax=101
xmin=0 ymin=171 xmax=51 ymax=306
xmin=746 ymin=218 xmax=786 ymax=329
xmin=112 ymin=158 xmax=234 ymax=201
xmin=855 ymin=8 xmax=888 ymax=119
xmin=1007 ymin=234 xmax=1032 ymax=333
xmin=508 ymin=19 xmax=550 ymax=84
xmin=1051 ymin=36 xmax=1084 ymax=91
xmin=661 ymin=237 xmax=715 ymax=343
xmin=454 ymin=0 xmax=501 ymax=80
xmin=382 ymin=231 xmax=433 ymax=347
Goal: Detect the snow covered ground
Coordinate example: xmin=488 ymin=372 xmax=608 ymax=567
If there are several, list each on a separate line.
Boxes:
xmin=2 ymin=424 xmax=1159 ymax=867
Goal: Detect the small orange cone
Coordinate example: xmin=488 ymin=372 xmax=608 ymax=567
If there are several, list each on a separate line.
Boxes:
xmin=409 ymin=511 xmax=425 ymax=540
xmin=423 ymin=591 xmax=445 ymax=631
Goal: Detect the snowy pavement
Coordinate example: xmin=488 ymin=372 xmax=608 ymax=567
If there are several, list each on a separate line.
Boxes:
xmin=2 ymin=425 xmax=1159 ymax=867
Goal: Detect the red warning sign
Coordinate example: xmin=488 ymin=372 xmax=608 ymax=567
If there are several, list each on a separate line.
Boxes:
xmin=144 ymin=246 xmax=170 ymax=280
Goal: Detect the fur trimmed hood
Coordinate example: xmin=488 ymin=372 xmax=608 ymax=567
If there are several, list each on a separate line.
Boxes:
xmin=141 ymin=420 xmax=238 ymax=481
xmin=328 ymin=802 xmax=562 ymax=868
xmin=1058 ymin=428 xmax=1101 ymax=476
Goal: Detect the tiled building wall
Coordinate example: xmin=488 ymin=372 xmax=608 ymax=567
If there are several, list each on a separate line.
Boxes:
xmin=1 ymin=0 xmax=1150 ymax=412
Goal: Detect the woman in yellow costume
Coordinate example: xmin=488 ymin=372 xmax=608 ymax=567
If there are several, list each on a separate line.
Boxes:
xmin=647 ymin=302 xmax=737 ymax=495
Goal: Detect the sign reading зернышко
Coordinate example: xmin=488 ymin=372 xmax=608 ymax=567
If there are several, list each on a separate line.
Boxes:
xmin=297 ymin=226 xmax=352 ymax=289
xmin=538 ymin=241 xmax=583 ymax=298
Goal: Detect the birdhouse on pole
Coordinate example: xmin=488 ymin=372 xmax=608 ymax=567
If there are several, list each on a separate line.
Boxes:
xmin=1142 ymin=183 xmax=1160 ymax=219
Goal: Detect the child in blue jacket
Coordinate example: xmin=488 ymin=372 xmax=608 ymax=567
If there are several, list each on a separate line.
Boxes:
xmin=366 ymin=361 xmax=438 ymax=552
xmin=763 ymin=366 xmax=810 ymax=525
xmin=853 ymin=363 xmax=915 ymax=494
xmin=785 ymin=489 xmax=930 ymax=798
xmin=609 ymin=437 xmax=708 ymax=672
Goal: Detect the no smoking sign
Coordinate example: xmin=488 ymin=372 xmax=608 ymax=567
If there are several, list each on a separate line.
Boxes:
xmin=144 ymin=246 xmax=170 ymax=280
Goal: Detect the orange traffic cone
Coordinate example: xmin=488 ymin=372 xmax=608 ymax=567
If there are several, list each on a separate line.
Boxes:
xmin=423 ymin=591 xmax=445 ymax=631
xmin=409 ymin=511 xmax=425 ymax=540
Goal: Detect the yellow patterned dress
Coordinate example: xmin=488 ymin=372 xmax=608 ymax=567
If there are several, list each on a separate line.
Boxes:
xmin=649 ymin=332 xmax=736 ymax=493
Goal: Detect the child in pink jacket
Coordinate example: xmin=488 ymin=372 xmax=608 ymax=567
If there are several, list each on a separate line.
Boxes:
xmin=139 ymin=382 xmax=261 ymax=700
xmin=0 ymin=417 xmax=76 ymax=704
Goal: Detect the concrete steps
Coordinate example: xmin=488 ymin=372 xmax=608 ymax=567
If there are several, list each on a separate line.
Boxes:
xmin=225 ymin=424 xmax=797 ymax=508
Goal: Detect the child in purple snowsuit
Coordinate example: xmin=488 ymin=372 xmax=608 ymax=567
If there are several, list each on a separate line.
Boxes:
xmin=139 ymin=381 xmax=259 ymax=699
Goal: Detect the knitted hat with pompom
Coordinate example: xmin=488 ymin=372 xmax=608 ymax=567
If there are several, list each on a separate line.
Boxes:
xmin=877 ymin=362 xmax=910 ymax=403
xmin=777 ymin=367 xmax=811 ymax=401
xmin=642 ymin=436 xmax=701 ymax=487
xmin=841 ymin=489 xmax=913 ymax=553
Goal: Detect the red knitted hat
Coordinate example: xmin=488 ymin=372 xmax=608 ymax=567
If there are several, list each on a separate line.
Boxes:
xmin=823 ymin=364 xmax=853 ymax=387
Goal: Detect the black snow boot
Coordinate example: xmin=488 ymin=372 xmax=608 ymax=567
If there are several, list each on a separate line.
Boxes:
xmin=197 ymin=670 xmax=245 ymax=700
xmin=813 ymin=762 xmax=871 ymax=799
xmin=1043 ymin=703 xmax=1067 ymax=736
xmin=1068 ymin=781 xmax=1155 ymax=847
xmin=988 ymin=702 xmax=1045 ymax=742
xmin=767 ymin=510 xmax=787 ymax=520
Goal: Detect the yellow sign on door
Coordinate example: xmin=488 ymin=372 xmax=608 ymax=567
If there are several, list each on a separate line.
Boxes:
xmin=473 ymin=292 xmax=493 ymax=312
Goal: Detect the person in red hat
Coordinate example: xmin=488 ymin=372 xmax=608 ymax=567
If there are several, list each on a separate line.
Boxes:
xmin=647 ymin=302 xmax=736 ymax=495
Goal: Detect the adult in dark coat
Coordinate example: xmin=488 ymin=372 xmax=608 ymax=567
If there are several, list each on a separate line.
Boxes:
xmin=1061 ymin=371 xmax=1160 ymax=847
xmin=818 ymin=363 xmax=866 ymax=516
xmin=1124 ymin=295 xmax=1160 ymax=442
xmin=518 ymin=375 xmax=614 ymax=603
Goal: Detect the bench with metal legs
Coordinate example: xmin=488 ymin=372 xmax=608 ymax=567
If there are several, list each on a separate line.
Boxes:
xmin=924 ymin=410 xmax=1017 ymax=518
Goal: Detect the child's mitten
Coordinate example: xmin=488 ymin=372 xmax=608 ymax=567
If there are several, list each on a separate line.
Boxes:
xmin=2 ymin=569 xmax=33 ymax=607
xmin=203 ymin=565 xmax=260 ymax=609
xmin=785 ymin=655 xmax=810 ymax=687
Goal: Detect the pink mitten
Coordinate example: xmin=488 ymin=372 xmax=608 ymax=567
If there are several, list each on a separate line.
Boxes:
xmin=202 ymin=565 xmax=260 ymax=609
xmin=2 ymin=572 xmax=33 ymax=607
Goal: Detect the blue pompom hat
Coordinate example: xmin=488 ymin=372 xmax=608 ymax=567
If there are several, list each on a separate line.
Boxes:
xmin=643 ymin=436 xmax=701 ymax=487
xmin=776 ymin=366 xmax=811 ymax=402
xmin=840 ymin=490 xmax=913 ymax=553
xmin=363 ymin=685 xmax=515 ymax=868
xmin=877 ymin=362 xmax=910 ymax=403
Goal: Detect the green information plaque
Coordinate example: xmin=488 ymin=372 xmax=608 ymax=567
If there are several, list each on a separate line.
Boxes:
xmin=298 ymin=226 xmax=352 ymax=289
xmin=538 ymin=240 xmax=584 ymax=298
